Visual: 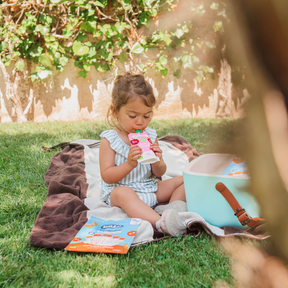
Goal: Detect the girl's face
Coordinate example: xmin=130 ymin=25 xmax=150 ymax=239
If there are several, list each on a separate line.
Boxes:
xmin=114 ymin=97 xmax=153 ymax=135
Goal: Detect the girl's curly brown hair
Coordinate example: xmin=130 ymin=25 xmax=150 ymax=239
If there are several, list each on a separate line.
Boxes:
xmin=107 ymin=72 xmax=156 ymax=126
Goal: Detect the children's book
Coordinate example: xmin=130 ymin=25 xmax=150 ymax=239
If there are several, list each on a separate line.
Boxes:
xmin=221 ymin=157 xmax=249 ymax=177
xmin=65 ymin=217 xmax=141 ymax=254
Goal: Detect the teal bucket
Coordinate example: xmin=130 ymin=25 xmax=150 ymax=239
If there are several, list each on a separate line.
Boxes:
xmin=183 ymin=154 xmax=260 ymax=229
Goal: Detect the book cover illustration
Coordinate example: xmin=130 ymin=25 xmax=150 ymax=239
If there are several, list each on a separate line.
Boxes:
xmin=65 ymin=217 xmax=141 ymax=254
xmin=221 ymin=157 xmax=249 ymax=177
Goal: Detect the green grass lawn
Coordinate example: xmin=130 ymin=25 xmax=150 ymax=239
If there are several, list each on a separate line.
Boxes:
xmin=0 ymin=119 xmax=239 ymax=288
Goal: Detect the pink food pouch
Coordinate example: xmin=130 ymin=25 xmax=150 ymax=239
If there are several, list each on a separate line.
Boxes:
xmin=128 ymin=130 xmax=160 ymax=164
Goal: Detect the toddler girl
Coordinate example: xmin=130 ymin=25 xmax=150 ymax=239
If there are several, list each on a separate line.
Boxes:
xmin=99 ymin=72 xmax=187 ymax=236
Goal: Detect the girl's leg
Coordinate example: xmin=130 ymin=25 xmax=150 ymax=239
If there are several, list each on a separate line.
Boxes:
xmin=110 ymin=185 xmax=186 ymax=237
xmin=155 ymin=176 xmax=186 ymax=203
xmin=110 ymin=186 xmax=161 ymax=227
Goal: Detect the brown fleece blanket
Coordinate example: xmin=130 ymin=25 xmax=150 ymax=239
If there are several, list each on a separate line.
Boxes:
xmin=30 ymin=137 xmax=269 ymax=250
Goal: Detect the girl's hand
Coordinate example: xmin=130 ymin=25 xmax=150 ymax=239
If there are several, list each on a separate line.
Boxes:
xmin=127 ymin=145 xmax=142 ymax=168
xmin=150 ymin=142 xmax=163 ymax=162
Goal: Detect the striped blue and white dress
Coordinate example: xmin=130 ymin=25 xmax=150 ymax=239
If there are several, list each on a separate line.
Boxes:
xmin=100 ymin=127 xmax=158 ymax=208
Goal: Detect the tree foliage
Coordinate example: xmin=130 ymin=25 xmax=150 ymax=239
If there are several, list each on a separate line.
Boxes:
xmin=0 ymin=0 xmax=227 ymax=82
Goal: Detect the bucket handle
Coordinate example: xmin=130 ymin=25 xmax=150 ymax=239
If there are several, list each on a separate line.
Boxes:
xmin=215 ymin=182 xmax=265 ymax=228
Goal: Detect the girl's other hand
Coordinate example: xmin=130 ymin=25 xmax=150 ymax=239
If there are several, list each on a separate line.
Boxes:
xmin=127 ymin=145 xmax=142 ymax=168
xmin=150 ymin=143 xmax=163 ymax=161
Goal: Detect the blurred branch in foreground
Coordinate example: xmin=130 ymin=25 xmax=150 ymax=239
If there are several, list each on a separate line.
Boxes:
xmin=224 ymin=0 xmax=288 ymax=263
xmin=141 ymin=0 xmax=288 ymax=285
xmin=209 ymin=0 xmax=288 ymax=286
xmin=221 ymin=239 xmax=288 ymax=288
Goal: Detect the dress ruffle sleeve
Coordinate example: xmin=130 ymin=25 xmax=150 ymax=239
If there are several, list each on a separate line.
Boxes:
xmin=144 ymin=127 xmax=157 ymax=143
xmin=100 ymin=130 xmax=129 ymax=157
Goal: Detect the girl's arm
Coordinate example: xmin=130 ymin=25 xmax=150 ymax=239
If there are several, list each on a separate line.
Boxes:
xmin=150 ymin=139 xmax=167 ymax=177
xmin=99 ymin=138 xmax=142 ymax=184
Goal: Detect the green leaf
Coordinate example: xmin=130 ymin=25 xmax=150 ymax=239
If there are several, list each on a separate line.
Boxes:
xmin=45 ymin=35 xmax=56 ymax=42
xmin=36 ymin=25 xmax=50 ymax=35
xmin=218 ymin=9 xmax=227 ymax=18
xmin=46 ymin=15 xmax=54 ymax=25
xmin=80 ymin=23 xmax=90 ymax=32
xmin=192 ymin=55 xmax=200 ymax=64
xmin=173 ymin=69 xmax=181 ymax=78
xmin=202 ymin=66 xmax=213 ymax=73
xmin=115 ymin=22 xmax=128 ymax=33
xmin=93 ymin=0 xmax=107 ymax=8
xmin=106 ymin=52 xmax=113 ymax=62
xmin=63 ymin=30 xmax=73 ymax=39
xmin=175 ymin=28 xmax=184 ymax=38
xmin=54 ymin=52 xmax=61 ymax=59
xmin=39 ymin=14 xmax=54 ymax=25
xmin=12 ymin=51 xmax=21 ymax=59
xmin=94 ymin=63 xmax=103 ymax=72
xmin=29 ymin=46 xmax=43 ymax=58
xmin=78 ymin=70 xmax=88 ymax=78
xmin=159 ymin=56 xmax=167 ymax=66
xmin=17 ymin=26 xmax=26 ymax=35
xmin=119 ymin=51 xmax=128 ymax=64
xmin=160 ymin=68 xmax=168 ymax=77
xmin=162 ymin=35 xmax=172 ymax=46
xmin=140 ymin=38 xmax=147 ymax=45
xmin=103 ymin=25 xmax=117 ymax=38
xmin=29 ymin=73 xmax=40 ymax=82
xmin=88 ymin=18 xmax=97 ymax=29
xmin=4 ymin=60 xmax=11 ymax=66
xmin=144 ymin=0 xmax=156 ymax=7
xmin=139 ymin=63 xmax=147 ymax=73
xmin=196 ymin=74 xmax=203 ymax=83
xmin=15 ymin=60 xmax=25 ymax=72
xmin=103 ymin=63 xmax=110 ymax=71
xmin=213 ymin=21 xmax=224 ymax=32
xmin=40 ymin=26 xmax=50 ymax=35
xmin=84 ymin=64 xmax=91 ymax=71
xmin=50 ymin=0 xmax=65 ymax=3
xmin=56 ymin=65 xmax=64 ymax=72
xmin=120 ymin=0 xmax=131 ymax=10
xmin=181 ymin=55 xmax=193 ymax=69
xmin=131 ymin=42 xmax=144 ymax=54
xmin=77 ymin=33 xmax=88 ymax=42
xmin=73 ymin=41 xmax=89 ymax=56
xmin=210 ymin=3 xmax=219 ymax=10
xmin=182 ymin=24 xmax=189 ymax=33
xmin=46 ymin=41 xmax=59 ymax=51
xmin=196 ymin=70 xmax=204 ymax=83
xmin=36 ymin=66 xmax=52 ymax=80
xmin=196 ymin=41 xmax=204 ymax=48
xmin=139 ymin=12 xmax=149 ymax=26
xmin=88 ymin=47 xmax=97 ymax=58
xmin=147 ymin=8 xmax=157 ymax=17
xmin=88 ymin=9 xmax=96 ymax=16
xmin=81 ymin=18 xmax=97 ymax=33
xmin=0 ymin=42 xmax=8 ymax=51
xmin=59 ymin=56 xmax=69 ymax=66
xmin=116 ymin=40 xmax=129 ymax=48
xmin=155 ymin=63 xmax=168 ymax=77
xmin=25 ymin=12 xmax=36 ymax=21
xmin=39 ymin=54 xmax=52 ymax=67
xmin=74 ymin=61 xmax=84 ymax=69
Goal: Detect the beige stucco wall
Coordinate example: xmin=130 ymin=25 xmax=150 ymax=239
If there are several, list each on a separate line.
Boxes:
xmin=0 ymin=58 xmax=248 ymax=123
